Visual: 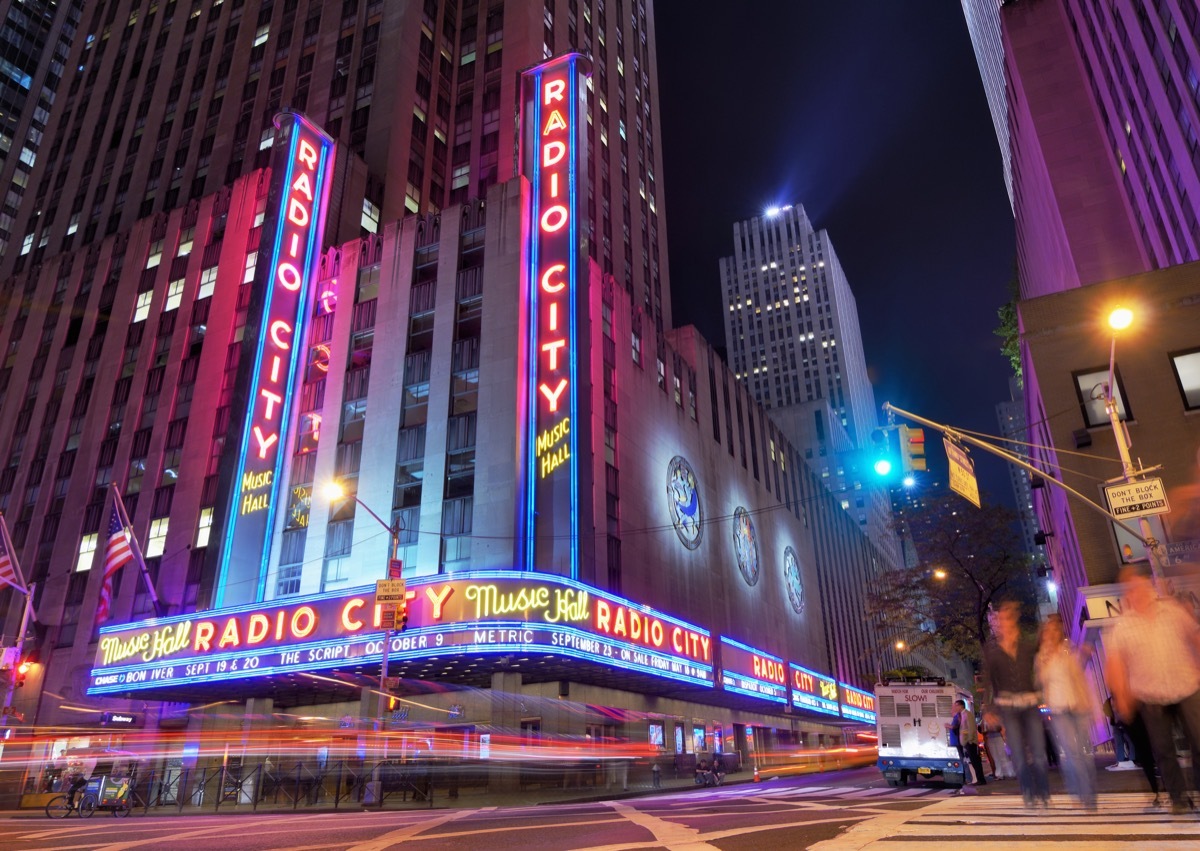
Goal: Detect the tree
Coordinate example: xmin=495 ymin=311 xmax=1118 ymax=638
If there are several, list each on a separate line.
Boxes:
xmin=868 ymin=493 xmax=1036 ymax=665
xmin=994 ymin=265 xmax=1022 ymax=384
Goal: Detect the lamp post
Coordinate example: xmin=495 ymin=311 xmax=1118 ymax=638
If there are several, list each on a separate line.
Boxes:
xmin=320 ymin=483 xmax=401 ymax=730
xmin=1104 ymin=308 xmax=1167 ymax=582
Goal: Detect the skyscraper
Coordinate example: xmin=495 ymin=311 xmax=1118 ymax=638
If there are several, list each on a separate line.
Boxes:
xmin=0 ymin=3 xmax=895 ymax=800
xmin=0 ymin=1 xmax=83 ymax=261
xmin=718 ymin=204 xmax=896 ymax=560
xmin=1000 ymin=1 xmax=1200 ymax=646
xmin=3 ymin=0 xmax=670 ymax=329
xmin=960 ymin=0 xmax=1013 ymax=210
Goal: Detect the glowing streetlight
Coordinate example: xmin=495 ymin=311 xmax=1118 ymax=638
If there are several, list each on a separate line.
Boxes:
xmin=1108 ymin=307 xmax=1133 ymax=331
xmin=321 ymin=481 xmax=346 ymax=501
xmin=902 ymin=475 xmax=916 ymax=488
xmin=932 ymin=568 xmax=948 ymax=581
xmin=894 ymin=640 xmax=907 ymax=652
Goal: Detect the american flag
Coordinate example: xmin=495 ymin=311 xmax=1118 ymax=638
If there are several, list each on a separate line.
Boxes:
xmin=0 ymin=514 xmax=26 ymax=594
xmin=97 ymin=505 xmax=135 ymax=623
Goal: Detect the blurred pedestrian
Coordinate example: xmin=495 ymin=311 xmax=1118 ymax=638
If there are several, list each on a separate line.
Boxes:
xmin=1106 ymin=563 xmax=1200 ymax=815
xmin=983 ymin=600 xmax=1050 ymax=807
xmin=1102 ymin=695 xmax=1138 ymax=770
xmin=949 ymin=699 xmax=986 ymax=788
xmin=1035 ymin=615 xmax=1097 ymax=809
xmin=981 ymin=706 xmax=1014 ymax=780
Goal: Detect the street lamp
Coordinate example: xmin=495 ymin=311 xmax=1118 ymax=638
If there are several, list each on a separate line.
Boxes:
xmin=894 ymin=640 xmax=907 ymax=652
xmin=932 ymin=568 xmax=948 ymax=581
xmin=1104 ymin=308 xmax=1166 ymax=581
xmin=321 ymin=482 xmax=402 ymax=730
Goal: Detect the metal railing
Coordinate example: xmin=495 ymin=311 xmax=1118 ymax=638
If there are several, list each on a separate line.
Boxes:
xmin=125 ymin=759 xmax=438 ymax=815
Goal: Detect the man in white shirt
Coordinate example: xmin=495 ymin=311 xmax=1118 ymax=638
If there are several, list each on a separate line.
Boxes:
xmin=1106 ymin=563 xmax=1200 ymax=814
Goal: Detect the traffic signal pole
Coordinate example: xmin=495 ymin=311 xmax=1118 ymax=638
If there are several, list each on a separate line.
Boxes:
xmin=881 ymin=402 xmax=1151 ymax=548
xmin=1 ymin=583 xmax=35 ymax=730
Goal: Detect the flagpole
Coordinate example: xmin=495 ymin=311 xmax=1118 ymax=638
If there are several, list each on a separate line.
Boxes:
xmin=110 ymin=485 xmax=165 ymax=618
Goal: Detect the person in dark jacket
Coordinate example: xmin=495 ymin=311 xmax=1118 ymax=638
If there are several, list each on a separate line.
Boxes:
xmin=982 ymin=600 xmax=1049 ymax=807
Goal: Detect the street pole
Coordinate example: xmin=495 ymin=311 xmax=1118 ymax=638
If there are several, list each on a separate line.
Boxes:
xmin=378 ymin=526 xmax=399 ymax=731
xmin=1105 ymin=335 xmax=1167 ymax=582
xmin=0 ymin=583 xmax=35 ymax=731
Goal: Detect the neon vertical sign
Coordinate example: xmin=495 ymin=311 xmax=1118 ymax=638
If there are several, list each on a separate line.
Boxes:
xmin=519 ymin=55 xmax=590 ymax=577
xmin=215 ymin=112 xmax=334 ymax=607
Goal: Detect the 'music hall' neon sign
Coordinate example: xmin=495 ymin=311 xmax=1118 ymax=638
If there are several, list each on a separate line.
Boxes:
xmin=88 ymin=572 xmax=713 ymax=693
xmin=519 ymin=54 xmax=589 ymax=577
xmin=215 ymin=112 xmax=334 ymax=607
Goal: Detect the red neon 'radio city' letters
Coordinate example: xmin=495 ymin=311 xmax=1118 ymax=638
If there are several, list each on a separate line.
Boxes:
xmin=214 ymin=112 xmax=334 ymax=609
xmin=536 ymin=76 xmax=571 ymax=415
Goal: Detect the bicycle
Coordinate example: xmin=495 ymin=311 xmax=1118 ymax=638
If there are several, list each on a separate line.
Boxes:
xmin=45 ymin=792 xmax=97 ymax=819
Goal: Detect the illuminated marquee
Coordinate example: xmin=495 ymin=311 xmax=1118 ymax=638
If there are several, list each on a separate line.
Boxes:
xmin=839 ymin=682 xmax=878 ymax=724
xmin=88 ymin=572 xmax=713 ymax=694
xmin=519 ymin=54 xmax=590 ymax=576
xmin=215 ymin=112 xmax=334 ymax=607
xmin=718 ymin=637 xmax=787 ymax=704
xmin=788 ymin=663 xmax=840 ymax=718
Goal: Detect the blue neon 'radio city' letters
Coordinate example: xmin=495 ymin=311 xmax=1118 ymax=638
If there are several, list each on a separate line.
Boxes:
xmin=214 ymin=112 xmax=334 ymax=607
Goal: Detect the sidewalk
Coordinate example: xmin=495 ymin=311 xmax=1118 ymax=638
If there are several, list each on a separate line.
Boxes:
xmin=944 ymin=753 xmax=1161 ymax=798
xmin=0 ymin=769 xmax=751 ymax=819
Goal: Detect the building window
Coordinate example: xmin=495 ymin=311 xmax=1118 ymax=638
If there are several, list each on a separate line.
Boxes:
xmin=177 ymin=227 xmax=195 ymax=256
xmin=1073 ymin=366 xmax=1131 ymax=427
xmin=146 ymin=517 xmax=169 ymax=557
xmin=243 ymin=250 xmax=258 ymax=283
xmin=197 ymin=266 xmax=217 ymax=299
xmin=133 ymin=291 xmax=153 ymax=323
xmin=146 ymin=239 xmax=164 ymax=269
xmin=76 ymin=533 xmax=98 ymax=572
xmin=196 ymin=507 xmax=213 ymax=548
xmin=1170 ymin=348 xmax=1200 ymax=410
xmin=164 ymin=278 xmax=185 ymax=312
xmin=277 ymin=563 xmax=302 ymax=597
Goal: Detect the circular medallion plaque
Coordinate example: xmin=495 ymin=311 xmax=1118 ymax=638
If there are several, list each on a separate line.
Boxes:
xmin=732 ymin=506 xmax=760 ymax=586
xmin=784 ymin=546 xmax=805 ymax=614
xmin=666 ymin=455 xmax=704 ymax=550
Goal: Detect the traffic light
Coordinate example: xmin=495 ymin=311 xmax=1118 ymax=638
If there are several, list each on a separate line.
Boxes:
xmin=14 ymin=659 xmax=31 ymax=688
xmin=898 ymin=426 xmax=926 ymax=473
xmin=871 ymin=429 xmax=896 ymax=477
xmin=398 ymin=595 xmax=408 ymax=632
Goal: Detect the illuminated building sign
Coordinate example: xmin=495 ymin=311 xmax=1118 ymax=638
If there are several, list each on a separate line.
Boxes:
xmin=718 ymin=638 xmax=787 ymax=704
xmin=788 ymin=663 xmax=840 ymax=718
xmin=88 ymin=572 xmax=713 ymax=694
xmin=839 ymin=682 xmax=878 ymax=724
xmin=518 ymin=54 xmax=590 ymax=577
xmin=215 ymin=112 xmax=334 ymax=607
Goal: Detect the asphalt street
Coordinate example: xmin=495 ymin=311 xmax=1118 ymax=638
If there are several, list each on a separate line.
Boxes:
xmin=2 ymin=766 xmax=1199 ymax=850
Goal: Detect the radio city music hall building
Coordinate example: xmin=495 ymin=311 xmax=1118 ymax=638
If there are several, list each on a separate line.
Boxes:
xmin=0 ymin=59 xmax=892 ymax=796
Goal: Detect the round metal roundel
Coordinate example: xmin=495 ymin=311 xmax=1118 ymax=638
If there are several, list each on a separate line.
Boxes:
xmin=732 ymin=506 xmax=760 ymax=586
xmin=784 ymin=546 xmax=805 ymax=615
xmin=666 ymin=455 xmax=704 ymax=550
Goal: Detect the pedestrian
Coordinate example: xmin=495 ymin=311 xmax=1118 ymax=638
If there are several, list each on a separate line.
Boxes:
xmin=652 ymin=761 xmax=661 ymax=788
xmin=981 ymin=705 xmax=1015 ymax=780
xmin=949 ymin=699 xmax=987 ymax=789
xmin=1034 ymin=614 xmax=1097 ymax=809
xmin=1126 ymin=712 xmax=1163 ymax=809
xmin=982 ymin=600 xmax=1050 ymax=807
xmin=1105 ymin=562 xmax=1200 ymax=815
xmin=1102 ymin=695 xmax=1138 ymax=770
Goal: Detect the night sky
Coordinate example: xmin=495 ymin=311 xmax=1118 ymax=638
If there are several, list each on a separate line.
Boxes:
xmin=655 ymin=3 xmax=1017 ymax=504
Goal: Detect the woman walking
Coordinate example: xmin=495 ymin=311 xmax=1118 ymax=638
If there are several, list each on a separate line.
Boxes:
xmin=1035 ymin=615 xmax=1098 ymax=809
xmin=982 ymin=601 xmax=1050 ymax=807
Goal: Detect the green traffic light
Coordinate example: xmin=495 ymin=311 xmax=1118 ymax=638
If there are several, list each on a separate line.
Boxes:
xmin=874 ymin=458 xmax=893 ymax=476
